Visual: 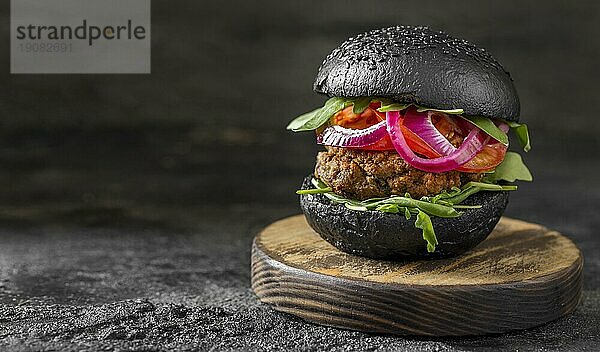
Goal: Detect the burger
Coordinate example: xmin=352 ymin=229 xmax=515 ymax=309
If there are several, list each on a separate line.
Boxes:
xmin=288 ymin=26 xmax=532 ymax=259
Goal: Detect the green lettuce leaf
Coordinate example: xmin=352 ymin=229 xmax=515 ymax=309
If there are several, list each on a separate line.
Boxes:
xmin=483 ymin=151 xmax=533 ymax=182
xmin=352 ymin=97 xmax=372 ymax=114
xmin=415 ymin=210 xmax=437 ymax=252
xmin=287 ymin=97 xmax=347 ymax=132
xmin=286 ymin=108 xmax=321 ymax=131
xmin=377 ymin=103 xmax=410 ymax=112
xmin=436 ymin=181 xmax=517 ymax=205
xmin=377 ymin=103 xmax=464 ymax=115
xmin=507 ymin=121 xmax=531 ymax=152
xmin=460 ymin=116 xmax=509 ymax=146
xmin=415 ymin=107 xmax=464 ymax=114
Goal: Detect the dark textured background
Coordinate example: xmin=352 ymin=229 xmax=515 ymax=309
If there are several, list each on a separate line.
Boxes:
xmin=1 ymin=1 xmax=599 ymax=351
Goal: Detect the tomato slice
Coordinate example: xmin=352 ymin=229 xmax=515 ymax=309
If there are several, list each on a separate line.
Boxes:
xmin=333 ymin=103 xmax=385 ymax=130
xmin=329 ymin=103 xmax=506 ymax=172
xmin=457 ymin=143 xmax=507 ymax=172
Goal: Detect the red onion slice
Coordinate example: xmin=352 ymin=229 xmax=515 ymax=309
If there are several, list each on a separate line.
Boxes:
xmin=386 ymin=111 xmax=490 ymax=173
xmin=316 ymin=120 xmax=388 ymax=148
xmin=403 ymin=108 xmax=457 ymax=155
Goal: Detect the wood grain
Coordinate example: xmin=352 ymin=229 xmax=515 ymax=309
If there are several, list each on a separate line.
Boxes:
xmin=251 ymin=215 xmax=583 ymax=336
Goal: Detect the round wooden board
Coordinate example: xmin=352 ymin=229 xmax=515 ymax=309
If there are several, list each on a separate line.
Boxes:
xmin=251 ymin=215 xmax=583 ymax=336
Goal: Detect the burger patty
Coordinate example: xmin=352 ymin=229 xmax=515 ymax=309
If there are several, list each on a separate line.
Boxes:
xmin=315 ymin=147 xmax=482 ymax=200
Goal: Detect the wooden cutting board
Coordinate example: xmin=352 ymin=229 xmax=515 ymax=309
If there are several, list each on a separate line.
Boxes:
xmin=251 ymin=215 xmax=583 ymax=336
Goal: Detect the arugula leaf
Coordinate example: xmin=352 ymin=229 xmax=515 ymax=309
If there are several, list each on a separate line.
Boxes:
xmin=439 ymin=181 xmax=517 ymax=205
xmin=415 ymin=106 xmax=464 ymax=114
xmin=377 ymin=103 xmax=410 ymax=112
xmin=374 ymin=204 xmax=401 ymax=213
xmin=404 ymin=207 xmax=412 ymax=220
xmin=453 ymin=204 xmax=483 ymax=209
xmin=371 ymin=197 xmax=460 ymax=218
xmin=306 ymin=178 xmax=517 ymax=210
xmin=483 ymin=152 xmax=533 ymax=183
xmin=507 ymin=122 xmax=531 ymax=152
xmin=296 ymin=187 xmax=331 ymax=195
xmin=286 ymin=108 xmax=321 ymax=131
xmin=423 ymin=186 xmax=462 ymax=205
xmin=287 ymin=97 xmax=347 ymax=132
xmin=415 ymin=210 xmax=437 ymax=253
xmin=345 ymin=203 xmax=369 ymax=211
xmin=460 ymin=116 xmax=509 ymax=146
xmin=309 ymin=178 xmax=460 ymax=217
xmin=351 ymin=97 xmax=372 ymax=114
xmin=377 ymin=103 xmax=464 ymax=114
xmin=302 ymin=97 xmax=347 ymax=131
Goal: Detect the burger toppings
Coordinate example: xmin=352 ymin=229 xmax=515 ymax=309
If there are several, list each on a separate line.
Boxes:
xmin=289 ymin=97 xmax=532 ymax=252
xmin=288 ymin=97 xmax=530 ymax=154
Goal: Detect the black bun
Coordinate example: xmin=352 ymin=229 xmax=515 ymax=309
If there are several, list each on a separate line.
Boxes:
xmin=314 ymin=26 xmax=520 ymax=121
xmin=299 ymin=176 xmax=509 ymax=259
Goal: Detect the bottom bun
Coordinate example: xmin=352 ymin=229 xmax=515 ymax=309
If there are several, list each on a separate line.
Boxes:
xmin=300 ymin=176 xmax=509 ymax=259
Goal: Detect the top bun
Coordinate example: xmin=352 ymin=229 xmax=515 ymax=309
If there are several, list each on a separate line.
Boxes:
xmin=314 ymin=26 xmax=520 ymax=121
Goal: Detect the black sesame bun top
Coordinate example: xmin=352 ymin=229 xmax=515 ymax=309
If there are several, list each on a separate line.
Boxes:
xmin=314 ymin=26 xmax=520 ymax=122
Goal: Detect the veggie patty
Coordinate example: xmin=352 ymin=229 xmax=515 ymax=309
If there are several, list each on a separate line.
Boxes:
xmin=315 ymin=146 xmax=483 ymax=201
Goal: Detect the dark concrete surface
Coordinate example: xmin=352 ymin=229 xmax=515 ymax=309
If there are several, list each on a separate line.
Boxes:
xmin=1 ymin=0 xmax=599 ymax=351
